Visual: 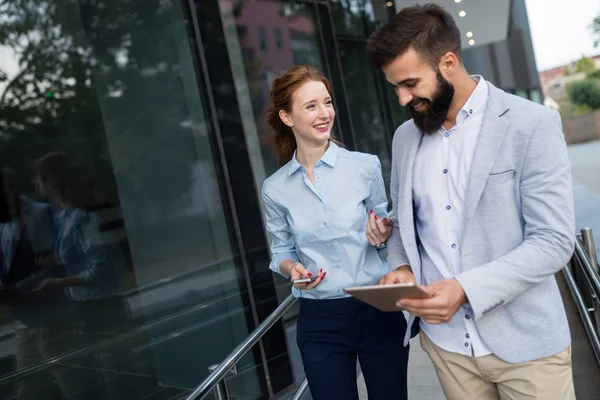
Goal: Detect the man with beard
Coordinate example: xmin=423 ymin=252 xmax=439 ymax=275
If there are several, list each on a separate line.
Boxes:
xmin=367 ymin=4 xmax=575 ymax=400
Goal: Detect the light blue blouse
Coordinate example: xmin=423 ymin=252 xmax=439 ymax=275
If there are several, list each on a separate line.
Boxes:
xmin=262 ymin=142 xmax=389 ymax=299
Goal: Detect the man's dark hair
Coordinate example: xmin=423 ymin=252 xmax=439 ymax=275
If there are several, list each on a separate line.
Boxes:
xmin=367 ymin=3 xmax=462 ymax=69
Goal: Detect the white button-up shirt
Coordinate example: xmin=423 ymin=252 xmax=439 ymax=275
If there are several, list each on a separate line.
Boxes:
xmin=413 ymin=76 xmax=492 ymax=357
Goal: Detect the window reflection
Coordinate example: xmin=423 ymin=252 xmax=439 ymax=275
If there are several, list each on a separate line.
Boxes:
xmin=338 ymin=40 xmax=393 ymax=196
xmin=0 ymin=0 xmax=261 ymax=398
xmin=221 ymin=0 xmax=325 ymax=177
xmin=330 ymin=0 xmax=378 ymax=37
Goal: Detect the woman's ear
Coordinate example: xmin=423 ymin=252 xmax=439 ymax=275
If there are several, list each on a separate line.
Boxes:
xmin=279 ymin=109 xmax=293 ymax=128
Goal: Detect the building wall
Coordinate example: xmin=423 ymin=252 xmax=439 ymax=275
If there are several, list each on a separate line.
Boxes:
xmin=461 ymin=0 xmax=542 ymax=102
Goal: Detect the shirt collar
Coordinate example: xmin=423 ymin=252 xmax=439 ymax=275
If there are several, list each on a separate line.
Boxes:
xmin=288 ymin=140 xmax=339 ymax=176
xmin=456 ymin=75 xmax=488 ymax=125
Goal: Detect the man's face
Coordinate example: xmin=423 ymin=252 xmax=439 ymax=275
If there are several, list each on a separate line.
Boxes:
xmin=382 ymin=48 xmax=455 ymax=134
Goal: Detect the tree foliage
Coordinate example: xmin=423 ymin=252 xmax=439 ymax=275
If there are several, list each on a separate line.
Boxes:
xmin=567 ymin=79 xmax=600 ymax=110
xmin=574 ymin=56 xmax=596 ymax=73
xmin=0 ymin=0 xmax=198 ymax=218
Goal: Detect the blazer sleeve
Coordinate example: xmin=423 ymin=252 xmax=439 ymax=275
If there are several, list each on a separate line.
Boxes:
xmin=456 ymin=109 xmax=575 ymax=321
xmin=387 ymin=130 xmax=411 ymax=271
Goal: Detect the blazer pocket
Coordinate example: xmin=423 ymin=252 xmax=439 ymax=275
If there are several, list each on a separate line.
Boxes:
xmin=487 ymin=169 xmax=515 ymax=186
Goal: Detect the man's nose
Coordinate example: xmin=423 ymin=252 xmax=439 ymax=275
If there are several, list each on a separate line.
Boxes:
xmin=398 ymin=89 xmax=413 ymax=107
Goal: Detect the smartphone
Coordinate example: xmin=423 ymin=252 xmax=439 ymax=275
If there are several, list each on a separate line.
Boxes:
xmin=292 ymin=276 xmax=318 ymax=284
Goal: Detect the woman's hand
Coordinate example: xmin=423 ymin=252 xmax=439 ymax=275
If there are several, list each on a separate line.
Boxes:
xmin=366 ymin=210 xmax=392 ymax=248
xmin=289 ymin=262 xmax=326 ymax=290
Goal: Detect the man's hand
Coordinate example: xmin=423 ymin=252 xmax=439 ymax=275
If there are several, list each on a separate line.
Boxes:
xmin=397 ymin=279 xmax=467 ymax=324
xmin=378 ymin=264 xmax=416 ymax=285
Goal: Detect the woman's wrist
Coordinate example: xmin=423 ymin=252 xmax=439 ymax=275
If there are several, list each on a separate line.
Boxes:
xmin=280 ymin=260 xmax=298 ymax=277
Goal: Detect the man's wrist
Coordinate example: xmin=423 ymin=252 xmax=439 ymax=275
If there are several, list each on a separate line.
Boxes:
xmin=394 ymin=264 xmax=412 ymax=273
xmin=453 ymin=278 xmax=468 ymax=304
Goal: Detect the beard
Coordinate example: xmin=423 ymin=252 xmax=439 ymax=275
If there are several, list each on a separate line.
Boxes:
xmin=408 ymin=71 xmax=455 ymax=134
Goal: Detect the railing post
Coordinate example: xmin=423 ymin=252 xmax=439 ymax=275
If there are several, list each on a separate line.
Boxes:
xmin=581 ymin=227 xmax=600 ymax=332
xmin=207 ymin=364 xmax=236 ymax=400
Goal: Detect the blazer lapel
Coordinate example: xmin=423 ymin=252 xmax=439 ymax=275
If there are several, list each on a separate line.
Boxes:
xmin=399 ymin=126 xmax=423 ymax=281
xmin=463 ymin=83 xmax=510 ymax=229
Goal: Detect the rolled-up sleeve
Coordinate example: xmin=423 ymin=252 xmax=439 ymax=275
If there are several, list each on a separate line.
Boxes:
xmin=261 ymin=185 xmax=299 ymax=276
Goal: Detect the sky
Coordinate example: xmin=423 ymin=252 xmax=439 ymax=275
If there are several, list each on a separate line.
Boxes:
xmin=525 ymin=0 xmax=600 ymax=71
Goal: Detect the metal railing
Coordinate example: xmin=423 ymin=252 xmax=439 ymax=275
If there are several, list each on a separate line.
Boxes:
xmin=185 ymin=294 xmax=307 ymax=400
xmin=563 ymin=227 xmax=600 ymax=365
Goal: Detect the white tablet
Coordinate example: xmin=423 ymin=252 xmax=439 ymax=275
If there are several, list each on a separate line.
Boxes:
xmin=344 ymin=283 xmax=430 ymax=312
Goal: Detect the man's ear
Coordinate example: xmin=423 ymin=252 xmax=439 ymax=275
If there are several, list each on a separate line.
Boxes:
xmin=438 ymin=51 xmax=459 ymax=76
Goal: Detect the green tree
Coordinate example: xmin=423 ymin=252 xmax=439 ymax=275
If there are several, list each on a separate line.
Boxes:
xmin=574 ymin=56 xmax=596 ymax=73
xmin=587 ymin=69 xmax=600 ymax=79
xmin=563 ymin=66 xmax=572 ymax=76
xmin=0 ymin=0 xmax=195 ymax=218
xmin=567 ymin=79 xmax=600 ymax=110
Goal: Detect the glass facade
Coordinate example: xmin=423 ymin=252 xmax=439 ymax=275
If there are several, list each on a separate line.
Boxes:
xmin=0 ymin=0 xmax=541 ymax=399
xmin=0 ymin=1 xmax=397 ymax=398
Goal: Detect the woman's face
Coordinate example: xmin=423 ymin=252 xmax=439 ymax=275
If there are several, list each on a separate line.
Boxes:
xmin=279 ymin=80 xmax=335 ymax=146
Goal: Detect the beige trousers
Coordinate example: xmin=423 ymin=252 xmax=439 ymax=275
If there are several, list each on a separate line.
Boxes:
xmin=419 ymin=332 xmax=576 ymax=400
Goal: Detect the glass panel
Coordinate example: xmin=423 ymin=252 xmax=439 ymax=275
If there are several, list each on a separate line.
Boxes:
xmin=516 ymin=89 xmax=528 ymax=99
xmin=329 ymin=0 xmax=378 ymax=37
xmin=0 ymin=1 xmax=262 ymax=399
xmin=530 ymin=88 xmax=542 ymax=104
xmin=385 ymin=86 xmax=411 ymax=134
xmin=337 ymin=39 xmax=393 ymax=194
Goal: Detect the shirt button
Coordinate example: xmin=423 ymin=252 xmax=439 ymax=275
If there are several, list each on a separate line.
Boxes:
xmin=443 ymin=169 xmax=448 ymax=174
xmin=444 ymin=133 xmax=449 ymax=138
xmin=469 ymin=109 xmax=473 ymax=114
xmin=465 ymin=315 xmax=471 ymax=320
xmin=451 ymin=244 xmax=457 ymax=248
xmin=464 ymin=342 xmax=469 ymax=347
xmin=446 ymin=205 xmax=451 ymax=210
xmin=322 ymin=221 xmax=327 ymax=226
xmin=466 ymin=333 xmax=470 ymax=339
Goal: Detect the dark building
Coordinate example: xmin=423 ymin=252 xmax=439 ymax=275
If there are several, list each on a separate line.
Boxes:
xmin=0 ymin=1 xmax=540 ymax=399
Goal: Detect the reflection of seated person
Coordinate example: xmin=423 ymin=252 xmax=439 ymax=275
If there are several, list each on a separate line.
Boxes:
xmin=0 ymin=170 xmax=57 ymax=299
xmin=31 ymin=152 xmax=127 ymax=331
xmin=0 ymin=170 xmax=79 ymax=400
